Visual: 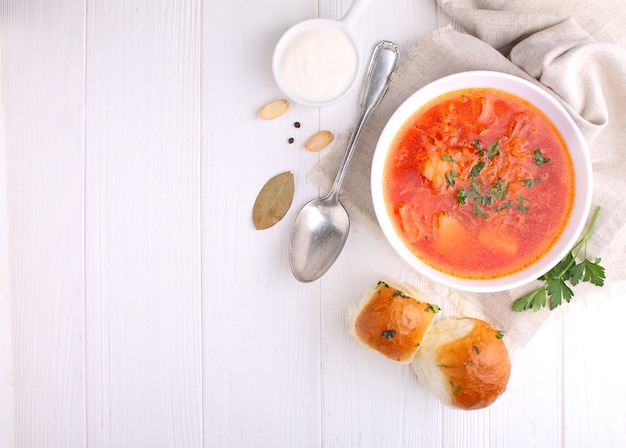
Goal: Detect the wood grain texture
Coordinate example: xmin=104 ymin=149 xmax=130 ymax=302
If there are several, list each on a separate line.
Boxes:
xmin=0 ymin=8 xmax=14 ymax=444
xmin=1 ymin=0 xmax=87 ymax=446
xmin=562 ymin=287 xmax=626 ymax=448
xmin=84 ymin=0 xmax=203 ymax=446
xmin=1 ymin=0 xmax=626 ymax=447
xmin=202 ymin=0 xmax=323 ymax=445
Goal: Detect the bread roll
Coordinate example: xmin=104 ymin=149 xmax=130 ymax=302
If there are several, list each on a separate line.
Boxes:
xmin=411 ymin=317 xmax=510 ymax=410
xmin=351 ymin=281 xmax=439 ymax=363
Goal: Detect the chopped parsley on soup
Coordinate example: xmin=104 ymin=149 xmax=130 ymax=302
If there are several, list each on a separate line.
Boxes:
xmin=383 ymin=88 xmax=574 ymax=279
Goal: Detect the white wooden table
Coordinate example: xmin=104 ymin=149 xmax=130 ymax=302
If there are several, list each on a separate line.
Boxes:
xmin=1 ymin=0 xmax=626 ymax=446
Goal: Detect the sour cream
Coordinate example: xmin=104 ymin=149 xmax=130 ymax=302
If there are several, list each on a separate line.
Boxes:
xmin=277 ymin=23 xmax=358 ymax=104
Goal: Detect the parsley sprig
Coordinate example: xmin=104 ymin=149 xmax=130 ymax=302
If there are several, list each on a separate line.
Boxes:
xmin=512 ymin=206 xmax=605 ymax=312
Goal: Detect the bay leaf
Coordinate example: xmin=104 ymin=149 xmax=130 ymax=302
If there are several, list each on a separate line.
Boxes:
xmin=252 ymin=171 xmax=295 ymax=230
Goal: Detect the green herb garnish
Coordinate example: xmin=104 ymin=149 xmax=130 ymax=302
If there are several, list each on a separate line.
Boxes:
xmin=496 ymin=331 xmax=505 ymax=339
xmin=487 ymin=141 xmax=500 ymax=159
xmin=469 ymin=181 xmax=482 ymax=198
xmin=452 ymin=140 xmax=551 ymax=218
xmin=473 ymin=204 xmax=489 ymax=219
xmin=381 ymin=329 xmax=396 ymax=339
xmin=470 ymin=161 xmax=486 ymax=179
xmin=524 ymin=178 xmax=542 ymax=188
xmin=472 ymin=139 xmax=485 ymax=157
xmin=425 ymin=304 xmax=441 ymax=313
xmin=512 ymin=206 xmax=606 ymax=312
xmin=533 ymin=148 xmax=551 ymax=166
xmin=445 ymin=170 xmax=458 ymax=187
xmin=495 ymin=199 xmax=513 ymax=212
xmin=515 ymin=194 xmax=531 ymax=213
xmin=473 ymin=344 xmax=481 ymax=354
xmin=476 ymin=194 xmax=493 ymax=206
xmin=456 ymin=188 xmax=467 ymax=205
xmin=488 ymin=178 xmax=509 ymax=199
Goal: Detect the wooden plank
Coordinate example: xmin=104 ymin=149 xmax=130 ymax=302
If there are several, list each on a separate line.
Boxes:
xmin=0 ymin=10 xmax=15 ymax=444
xmin=201 ymin=0 xmax=323 ymax=446
xmin=0 ymin=1 xmax=87 ymax=446
xmin=84 ymin=1 xmax=203 ymax=446
xmin=317 ymin=1 xmax=448 ymax=446
xmin=562 ymin=284 xmax=626 ymax=448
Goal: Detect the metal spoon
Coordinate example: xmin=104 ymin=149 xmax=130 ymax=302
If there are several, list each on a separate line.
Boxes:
xmin=288 ymin=40 xmax=399 ymax=282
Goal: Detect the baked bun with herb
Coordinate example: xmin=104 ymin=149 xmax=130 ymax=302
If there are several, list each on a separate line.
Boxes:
xmin=411 ymin=317 xmax=510 ymax=410
xmin=351 ymin=281 xmax=440 ymax=363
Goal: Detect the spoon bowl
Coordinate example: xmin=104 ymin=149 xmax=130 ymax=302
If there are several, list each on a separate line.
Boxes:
xmin=289 ymin=196 xmax=350 ymax=282
xmin=288 ymin=40 xmax=399 ymax=282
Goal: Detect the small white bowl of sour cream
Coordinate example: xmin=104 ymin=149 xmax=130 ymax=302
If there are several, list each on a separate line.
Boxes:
xmin=272 ymin=0 xmax=373 ymax=107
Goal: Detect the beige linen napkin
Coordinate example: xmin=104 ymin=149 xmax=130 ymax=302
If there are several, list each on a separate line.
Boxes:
xmin=311 ymin=0 xmax=626 ymax=355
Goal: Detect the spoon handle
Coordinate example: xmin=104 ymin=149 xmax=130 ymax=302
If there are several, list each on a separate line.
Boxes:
xmin=329 ymin=40 xmax=399 ymax=197
xmin=341 ymin=0 xmax=374 ymax=28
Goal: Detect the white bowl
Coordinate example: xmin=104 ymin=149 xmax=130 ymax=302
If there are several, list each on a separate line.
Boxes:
xmin=371 ymin=71 xmax=593 ymax=293
xmin=272 ymin=18 xmax=360 ymax=107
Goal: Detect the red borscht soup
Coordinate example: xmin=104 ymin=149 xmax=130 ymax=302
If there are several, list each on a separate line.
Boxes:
xmin=383 ymin=88 xmax=575 ymax=279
